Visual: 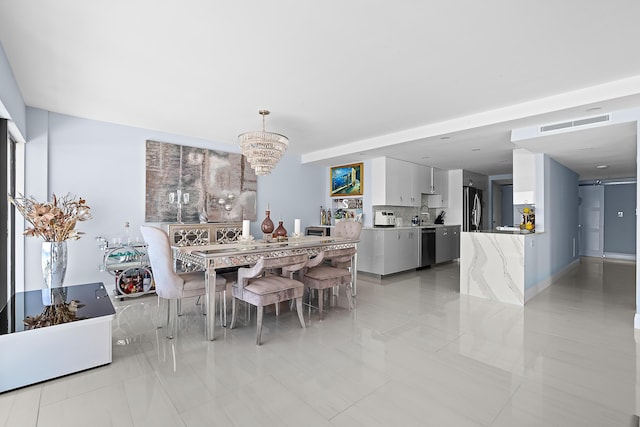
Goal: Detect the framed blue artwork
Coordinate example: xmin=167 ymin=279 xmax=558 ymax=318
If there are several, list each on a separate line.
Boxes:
xmin=330 ymin=163 xmax=363 ymax=197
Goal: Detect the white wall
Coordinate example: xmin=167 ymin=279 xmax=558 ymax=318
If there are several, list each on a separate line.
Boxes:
xmin=22 ymin=110 xmax=324 ymax=291
xmin=0 ymin=41 xmax=26 ymax=140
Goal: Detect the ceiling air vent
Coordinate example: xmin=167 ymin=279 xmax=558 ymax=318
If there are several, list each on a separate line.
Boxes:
xmin=540 ymin=114 xmax=610 ymax=133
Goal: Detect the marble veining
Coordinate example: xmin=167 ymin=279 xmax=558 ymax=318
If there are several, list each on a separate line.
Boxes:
xmin=461 ymin=232 xmax=526 ymax=305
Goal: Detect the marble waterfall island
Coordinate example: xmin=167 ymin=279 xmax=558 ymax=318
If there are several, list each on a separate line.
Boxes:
xmin=460 ymin=231 xmax=539 ymax=306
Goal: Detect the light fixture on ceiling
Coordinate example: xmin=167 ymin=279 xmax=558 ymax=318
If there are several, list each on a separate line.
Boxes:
xmin=238 ymin=110 xmax=289 ymax=176
xmin=596 ymin=164 xmax=609 ymax=169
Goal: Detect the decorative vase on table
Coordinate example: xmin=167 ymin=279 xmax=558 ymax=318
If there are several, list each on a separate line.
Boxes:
xmin=273 ymin=220 xmax=287 ymax=241
xmin=261 ymin=210 xmax=275 ymax=239
xmin=41 ymin=241 xmax=68 ymax=289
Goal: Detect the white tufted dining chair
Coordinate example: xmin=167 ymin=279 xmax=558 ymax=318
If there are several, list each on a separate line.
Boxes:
xmin=140 ymin=225 xmax=228 ymax=338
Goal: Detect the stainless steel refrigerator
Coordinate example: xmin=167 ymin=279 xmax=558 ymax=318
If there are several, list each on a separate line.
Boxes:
xmin=463 ymin=186 xmax=483 ymax=232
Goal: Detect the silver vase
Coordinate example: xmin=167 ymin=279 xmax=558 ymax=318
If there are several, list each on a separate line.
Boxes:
xmin=41 ymin=241 xmax=68 ymax=288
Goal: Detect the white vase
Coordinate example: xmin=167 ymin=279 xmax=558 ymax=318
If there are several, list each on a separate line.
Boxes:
xmin=41 ymin=241 xmax=68 ymax=289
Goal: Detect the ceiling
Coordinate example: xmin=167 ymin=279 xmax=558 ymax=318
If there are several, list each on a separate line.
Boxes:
xmin=1 ymin=1 xmax=640 ymax=180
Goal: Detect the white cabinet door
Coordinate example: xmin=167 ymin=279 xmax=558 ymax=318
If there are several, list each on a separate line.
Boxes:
xmin=371 ymin=158 xmax=420 ymax=206
xmin=384 ymin=229 xmax=419 ymax=274
xmin=358 ymin=229 xmax=420 ymax=275
xmin=513 ymin=149 xmax=536 ymax=205
xmin=385 ymin=158 xmax=408 ymax=206
xmin=356 ymin=229 xmax=375 ymax=273
xmin=401 ymin=229 xmax=419 ymax=272
xmin=383 ymin=230 xmax=403 ymax=274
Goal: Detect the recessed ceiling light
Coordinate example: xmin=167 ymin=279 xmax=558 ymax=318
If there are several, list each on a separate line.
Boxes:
xmin=596 ymin=164 xmax=608 ymax=169
xmin=440 ymin=136 xmax=450 ymax=140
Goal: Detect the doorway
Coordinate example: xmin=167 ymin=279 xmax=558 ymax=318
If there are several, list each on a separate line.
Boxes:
xmin=578 ymin=182 xmax=637 ymax=259
xmin=490 ymin=180 xmax=514 ymax=229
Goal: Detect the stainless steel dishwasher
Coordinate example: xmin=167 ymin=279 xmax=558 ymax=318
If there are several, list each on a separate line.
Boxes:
xmin=420 ymin=228 xmax=436 ymax=267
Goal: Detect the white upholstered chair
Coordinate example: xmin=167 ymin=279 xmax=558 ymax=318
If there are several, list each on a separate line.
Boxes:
xmin=230 ymin=254 xmax=308 ymax=345
xmin=140 ymin=225 xmax=228 ymax=338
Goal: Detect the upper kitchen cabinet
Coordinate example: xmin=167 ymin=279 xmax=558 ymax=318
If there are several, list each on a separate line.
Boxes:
xmin=371 ymin=157 xmax=424 ymax=206
xmin=426 ymin=168 xmax=449 ymax=207
xmin=512 ymin=149 xmax=541 ymax=205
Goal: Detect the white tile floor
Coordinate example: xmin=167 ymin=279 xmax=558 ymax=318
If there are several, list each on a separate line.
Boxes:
xmin=1 ymin=257 xmax=639 ymax=426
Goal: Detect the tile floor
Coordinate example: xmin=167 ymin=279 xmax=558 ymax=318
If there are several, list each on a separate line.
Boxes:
xmin=1 ymin=257 xmax=639 ymax=426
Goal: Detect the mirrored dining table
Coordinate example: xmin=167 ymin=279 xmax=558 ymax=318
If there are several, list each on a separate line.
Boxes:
xmin=173 ymin=235 xmax=359 ymax=340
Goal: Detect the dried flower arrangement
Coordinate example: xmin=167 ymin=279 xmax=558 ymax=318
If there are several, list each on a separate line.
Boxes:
xmin=8 ymin=193 xmax=92 ymax=242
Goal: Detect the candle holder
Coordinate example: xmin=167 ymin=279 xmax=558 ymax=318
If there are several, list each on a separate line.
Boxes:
xmin=169 ymin=189 xmax=189 ymax=223
xmin=238 ymin=235 xmax=255 ymax=245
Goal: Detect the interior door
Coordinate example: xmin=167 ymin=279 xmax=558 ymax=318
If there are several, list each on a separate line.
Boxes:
xmin=578 ymin=185 xmax=604 ymax=257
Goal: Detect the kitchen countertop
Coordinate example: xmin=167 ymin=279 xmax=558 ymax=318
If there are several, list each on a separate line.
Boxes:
xmin=364 ymin=224 xmax=460 ymax=230
xmin=465 ymin=229 xmax=543 ymax=235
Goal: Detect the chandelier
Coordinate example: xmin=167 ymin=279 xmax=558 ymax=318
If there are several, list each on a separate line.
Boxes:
xmin=238 ymin=110 xmax=289 ymax=176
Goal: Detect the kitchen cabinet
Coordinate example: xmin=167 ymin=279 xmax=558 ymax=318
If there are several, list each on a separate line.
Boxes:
xmin=435 ymin=225 xmax=460 ymax=263
xmin=371 ymin=157 xmax=422 ymax=206
xmin=513 ymin=148 xmax=537 ymax=205
xmin=426 ymin=168 xmax=448 ymax=207
xmin=358 ymin=228 xmax=420 ymax=275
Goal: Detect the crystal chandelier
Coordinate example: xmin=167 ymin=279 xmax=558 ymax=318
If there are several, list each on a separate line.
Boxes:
xmin=238 ymin=110 xmax=289 ymax=176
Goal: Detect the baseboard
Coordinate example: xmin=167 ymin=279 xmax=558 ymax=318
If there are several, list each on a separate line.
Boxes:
xmin=524 ymin=258 xmax=581 ymax=303
xmin=603 ymin=252 xmax=636 ymax=261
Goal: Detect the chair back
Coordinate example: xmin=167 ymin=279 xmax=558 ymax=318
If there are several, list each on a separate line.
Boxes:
xmin=333 ymin=220 xmax=362 ymax=240
xmin=321 ymin=247 xmax=356 ymax=265
xmin=237 ymin=254 xmax=308 ymax=287
xmin=140 ymin=225 xmax=184 ymax=299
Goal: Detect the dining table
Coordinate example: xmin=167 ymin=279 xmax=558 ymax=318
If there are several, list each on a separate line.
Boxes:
xmin=173 ymin=235 xmax=359 ymax=341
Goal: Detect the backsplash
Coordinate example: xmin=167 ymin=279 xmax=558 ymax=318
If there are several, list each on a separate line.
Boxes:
xmin=372 ymin=194 xmax=448 ymax=226
xmin=371 ymin=206 xmax=449 ymax=226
